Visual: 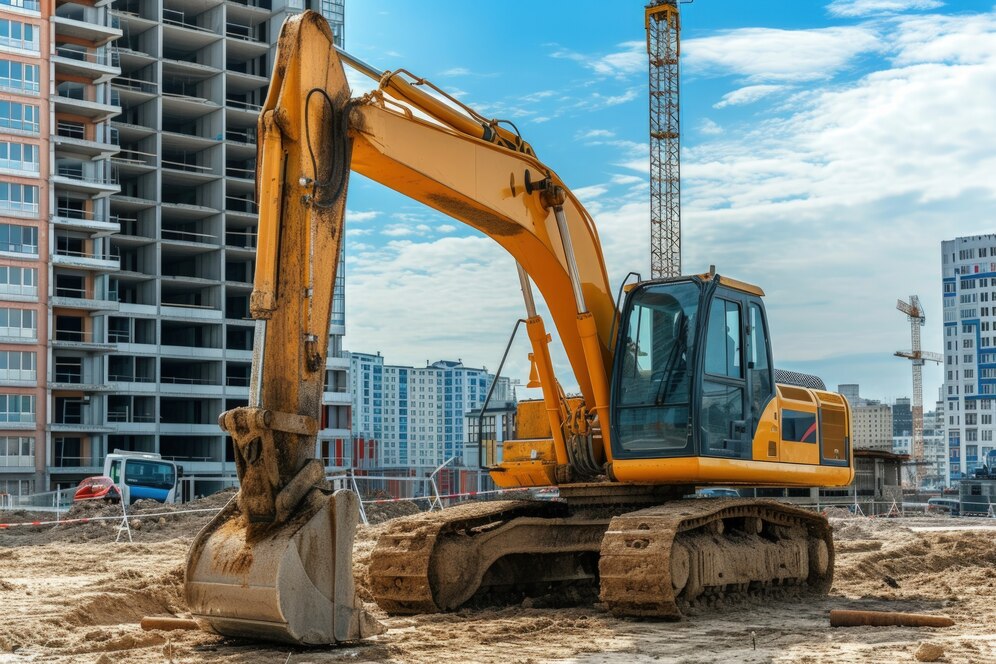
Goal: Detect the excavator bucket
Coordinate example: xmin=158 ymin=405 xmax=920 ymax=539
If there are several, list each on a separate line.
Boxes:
xmin=182 ymin=11 xmax=379 ymax=646
xmin=186 ymin=487 xmax=383 ymax=644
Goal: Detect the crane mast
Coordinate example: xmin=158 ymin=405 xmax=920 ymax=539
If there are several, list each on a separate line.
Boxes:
xmin=646 ymin=0 xmax=681 ymax=278
xmin=895 ymin=296 xmax=943 ymax=488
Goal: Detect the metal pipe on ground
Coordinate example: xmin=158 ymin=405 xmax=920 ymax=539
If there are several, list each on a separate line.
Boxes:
xmin=829 ymin=609 xmax=955 ymax=628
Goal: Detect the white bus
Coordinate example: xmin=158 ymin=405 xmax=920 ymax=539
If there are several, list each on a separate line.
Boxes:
xmin=104 ymin=451 xmax=179 ymax=504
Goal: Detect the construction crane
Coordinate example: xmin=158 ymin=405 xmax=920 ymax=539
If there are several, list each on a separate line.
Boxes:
xmin=895 ymin=296 xmax=942 ymax=487
xmin=646 ymin=0 xmax=684 ymax=278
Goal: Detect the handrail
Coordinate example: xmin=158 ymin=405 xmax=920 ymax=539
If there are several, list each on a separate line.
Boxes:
xmin=162 ymin=159 xmax=213 ymax=174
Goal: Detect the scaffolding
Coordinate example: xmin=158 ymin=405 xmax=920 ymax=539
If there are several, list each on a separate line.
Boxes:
xmin=646 ymin=1 xmax=681 ymax=278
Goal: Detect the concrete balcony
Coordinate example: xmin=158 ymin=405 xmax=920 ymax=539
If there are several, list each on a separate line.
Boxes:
xmin=48 ymin=376 xmax=117 ymax=392
xmin=111 ymin=75 xmax=158 ymax=107
xmin=53 ymin=126 xmax=119 ymax=161
xmin=53 ymin=87 xmax=120 ymax=122
xmin=52 ymin=249 xmax=120 ymax=272
xmin=53 ymin=166 xmax=119 ymax=198
xmin=326 ymin=355 xmax=350 ymax=370
xmin=49 ymin=464 xmax=102 ymax=476
xmin=51 ymin=331 xmax=117 ymax=353
xmin=158 ymin=423 xmax=224 ymax=436
xmin=48 ymin=421 xmax=116 ymax=434
xmin=49 ymin=288 xmax=119 ymax=312
xmin=51 ymin=211 xmax=120 ymax=236
xmin=323 ymin=391 xmax=352 ymax=406
xmin=53 ymin=11 xmax=123 ymax=48
xmin=53 ymin=45 xmax=121 ymax=84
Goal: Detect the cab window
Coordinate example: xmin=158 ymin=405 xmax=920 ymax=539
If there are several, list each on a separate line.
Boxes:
xmin=705 ymin=298 xmax=742 ymax=378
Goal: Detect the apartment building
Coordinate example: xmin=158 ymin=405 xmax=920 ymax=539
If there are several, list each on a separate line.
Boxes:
xmin=0 ymin=0 xmax=122 ymax=496
xmin=851 ymin=401 xmax=893 ymax=452
xmin=350 ymin=352 xmax=513 ymax=472
xmin=0 ymin=0 xmax=347 ymax=499
xmin=941 ymin=234 xmax=996 ymax=483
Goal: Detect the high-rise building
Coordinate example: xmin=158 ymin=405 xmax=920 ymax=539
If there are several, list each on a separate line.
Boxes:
xmin=0 ymin=0 xmax=347 ymax=498
xmin=0 ymin=0 xmax=122 ymax=497
xmin=941 ymin=234 xmax=996 ymax=483
xmin=837 ymin=384 xmax=861 ymax=406
xmin=892 ymin=397 xmax=912 ymax=436
xmin=349 ymin=352 xmax=512 ymax=471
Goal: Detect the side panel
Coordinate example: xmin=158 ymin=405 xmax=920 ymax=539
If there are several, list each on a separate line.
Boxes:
xmin=610 ymin=456 xmax=854 ymax=487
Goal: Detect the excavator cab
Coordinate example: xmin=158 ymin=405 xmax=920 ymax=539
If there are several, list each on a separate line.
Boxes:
xmin=611 ymin=274 xmax=771 ymax=461
xmin=607 ymin=273 xmax=853 ymax=486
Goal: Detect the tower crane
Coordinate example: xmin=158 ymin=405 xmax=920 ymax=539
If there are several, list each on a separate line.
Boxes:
xmin=895 ymin=296 xmax=942 ymax=488
xmin=646 ymin=1 xmax=688 ymax=278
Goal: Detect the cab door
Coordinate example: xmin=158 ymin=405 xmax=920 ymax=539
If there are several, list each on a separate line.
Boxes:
xmin=699 ymin=294 xmax=750 ymax=458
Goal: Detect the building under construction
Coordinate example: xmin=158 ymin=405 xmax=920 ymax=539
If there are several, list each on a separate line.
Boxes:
xmin=0 ymin=0 xmax=350 ymax=500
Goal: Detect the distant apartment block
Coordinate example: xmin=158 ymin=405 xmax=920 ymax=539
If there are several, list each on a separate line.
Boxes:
xmin=942 ymin=234 xmax=996 ymax=482
xmin=851 ymin=402 xmax=893 ymax=452
xmin=0 ymin=0 xmax=348 ymax=499
xmin=349 ymin=352 xmax=513 ymax=471
xmin=892 ymin=397 xmax=911 ymax=436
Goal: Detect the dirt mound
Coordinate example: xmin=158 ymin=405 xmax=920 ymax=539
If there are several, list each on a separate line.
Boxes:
xmin=365 ymin=497 xmax=423 ymax=524
xmin=0 ymin=489 xmax=238 ymax=546
xmin=834 ymin=530 xmax=996 ymax=600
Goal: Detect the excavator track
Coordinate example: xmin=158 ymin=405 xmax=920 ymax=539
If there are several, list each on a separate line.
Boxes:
xmin=369 ymin=499 xmax=611 ymax=614
xmin=599 ymin=499 xmax=833 ymax=617
xmin=370 ymin=497 xmax=833 ymax=618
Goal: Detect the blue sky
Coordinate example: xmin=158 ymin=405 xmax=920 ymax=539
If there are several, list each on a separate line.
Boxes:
xmin=337 ymin=0 xmax=996 ymax=407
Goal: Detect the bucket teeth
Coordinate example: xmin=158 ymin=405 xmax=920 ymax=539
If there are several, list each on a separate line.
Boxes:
xmin=185 ymin=488 xmax=383 ymax=644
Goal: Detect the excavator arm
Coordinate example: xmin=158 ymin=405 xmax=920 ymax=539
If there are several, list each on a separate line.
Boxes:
xmin=186 ymin=10 xmax=620 ymax=644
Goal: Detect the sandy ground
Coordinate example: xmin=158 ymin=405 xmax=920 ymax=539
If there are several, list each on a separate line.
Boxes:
xmin=2 ymin=497 xmax=995 ymax=664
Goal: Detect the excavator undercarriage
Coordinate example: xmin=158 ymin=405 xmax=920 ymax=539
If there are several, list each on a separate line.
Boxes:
xmin=368 ymin=492 xmax=833 ymax=618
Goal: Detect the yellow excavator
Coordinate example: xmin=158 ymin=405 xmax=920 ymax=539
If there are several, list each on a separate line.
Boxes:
xmin=185 ymin=11 xmax=853 ymax=644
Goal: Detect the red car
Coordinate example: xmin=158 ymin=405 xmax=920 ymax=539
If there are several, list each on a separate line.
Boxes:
xmin=73 ymin=476 xmax=121 ymax=503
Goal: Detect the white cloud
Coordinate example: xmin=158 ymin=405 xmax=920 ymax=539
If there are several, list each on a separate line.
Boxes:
xmin=677 ymin=10 xmax=996 ymax=380
xmin=440 ymin=67 xmax=470 ymax=76
xmin=573 ymin=185 xmax=609 ymax=202
xmin=578 ymin=129 xmax=616 ymax=140
xmin=551 ymin=41 xmax=645 ymax=79
xmin=826 ymin=0 xmax=943 ymax=17
xmin=699 ymin=118 xmax=724 ymax=136
xmin=610 ymin=174 xmax=643 ymax=185
xmin=714 ymin=84 xmax=787 ymax=108
xmin=438 ymin=224 xmax=457 ymax=233
xmin=684 ymin=27 xmax=882 ymax=82
xmin=347 ymin=210 xmax=380 ymax=223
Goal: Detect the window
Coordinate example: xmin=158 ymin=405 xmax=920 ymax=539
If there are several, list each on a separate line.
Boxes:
xmin=0 ymin=435 xmax=33 ymax=466
xmin=0 ymin=307 xmax=35 ymax=338
xmin=0 ymin=1 xmax=41 ymax=12
xmin=0 ymin=59 xmax=38 ymax=94
xmin=0 ymin=141 xmax=37 ymax=172
xmin=0 ymin=350 xmax=34 ymax=381
xmin=0 ymin=265 xmax=36 ymax=297
xmin=0 ymin=393 xmax=33 ymax=422
xmin=705 ymin=298 xmax=742 ymax=378
xmin=0 ymin=183 xmax=37 ymax=214
xmin=0 ymin=100 xmax=38 ymax=133
xmin=748 ymin=303 xmax=773 ymax=422
xmin=0 ymin=19 xmax=38 ymax=52
xmin=614 ymin=282 xmax=700 ymax=454
xmin=0 ymin=222 xmax=37 ymax=253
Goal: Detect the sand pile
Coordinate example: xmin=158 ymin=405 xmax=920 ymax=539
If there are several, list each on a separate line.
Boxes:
xmin=362 ymin=491 xmax=424 ymax=524
xmin=0 ymin=488 xmax=237 ymax=546
xmin=3 ymin=509 xmax=996 ymax=663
